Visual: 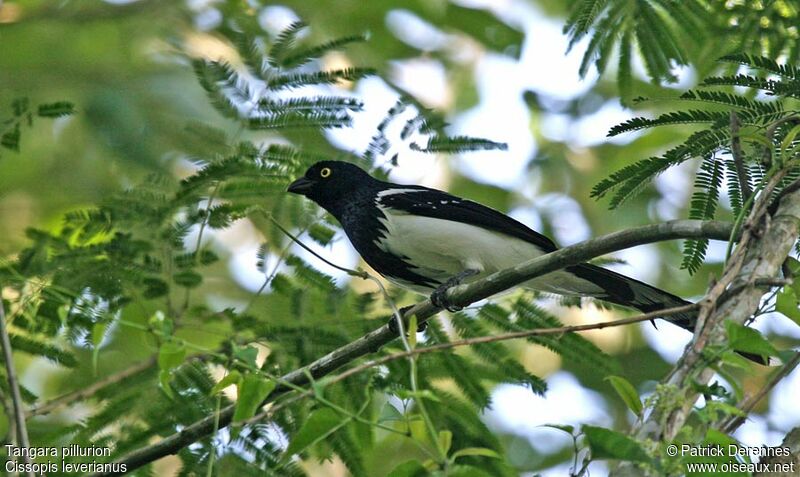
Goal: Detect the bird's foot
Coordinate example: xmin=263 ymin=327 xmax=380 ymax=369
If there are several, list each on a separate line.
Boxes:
xmin=387 ymin=305 xmax=427 ymax=334
xmin=430 ymin=269 xmax=480 ymax=312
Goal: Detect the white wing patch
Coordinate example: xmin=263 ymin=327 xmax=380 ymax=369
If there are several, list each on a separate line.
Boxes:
xmin=376 ymin=188 xmax=423 ymax=198
xmin=374 ymin=203 xmax=606 ymax=297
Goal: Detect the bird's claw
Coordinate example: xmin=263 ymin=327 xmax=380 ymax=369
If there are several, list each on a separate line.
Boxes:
xmin=429 ymin=269 xmax=479 ymax=312
xmin=430 ymin=286 xmax=462 ymax=312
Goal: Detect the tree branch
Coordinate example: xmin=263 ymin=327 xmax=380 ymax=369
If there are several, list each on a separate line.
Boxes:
xmin=0 ymin=290 xmax=34 ymax=477
xmin=26 ymin=356 xmax=157 ymax=418
xmin=718 ymin=351 xmax=800 ymax=435
xmin=91 ymin=219 xmax=738 ymax=476
xmin=612 ymin=172 xmax=800 ymax=476
xmin=325 ymin=304 xmax=699 ymax=386
xmin=755 ymin=427 xmax=800 ymax=477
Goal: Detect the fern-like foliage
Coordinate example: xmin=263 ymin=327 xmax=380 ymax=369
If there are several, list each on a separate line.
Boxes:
xmin=0 ymin=18 xmax=518 ymax=477
xmin=682 ymin=155 xmax=724 ymax=274
xmin=451 ymin=313 xmax=547 ymax=394
xmin=0 ymin=98 xmax=75 ymax=158
xmin=192 ymin=22 xmax=371 ymax=130
xmin=595 ymin=54 xmax=800 ymax=271
xmin=481 ymin=302 xmax=619 ymax=376
xmin=564 ymin=1 xmax=800 ymax=97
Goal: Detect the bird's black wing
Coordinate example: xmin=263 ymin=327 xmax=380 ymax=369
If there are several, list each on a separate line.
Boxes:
xmin=376 ymin=185 xmax=558 ymax=253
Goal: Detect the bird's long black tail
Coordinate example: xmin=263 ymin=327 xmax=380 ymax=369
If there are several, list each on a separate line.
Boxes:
xmin=569 ymin=263 xmax=768 ymax=365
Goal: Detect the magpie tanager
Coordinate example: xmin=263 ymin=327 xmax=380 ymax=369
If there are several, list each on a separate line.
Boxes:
xmin=287 ymin=161 xmax=765 ymax=363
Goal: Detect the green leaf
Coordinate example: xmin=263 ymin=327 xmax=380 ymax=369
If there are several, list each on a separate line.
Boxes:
xmin=173 ymin=270 xmax=202 ymax=288
xmin=142 ymin=277 xmax=168 ymax=298
xmin=308 ymin=223 xmax=336 ymax=245
xmin=776 ymin=287 xmax=800 ymax=326
xmin=785 ymin=257 xmax=800 ymax=277
xmin=210 ymin=371 xmax=242 ymax=395
xmin=37 ymin=101 xmax=75 ymax=117
xmin=438 ymin=430 xmax=452 ymax=455
xmin=1 ymin=124 xmax=20 ymax=151
xmin=158 ymin=341 xmax=186 ymax=371
xmin=91 ymin=322 xmax=107 ymax=375
xmin=724 ymin=321 xmax=778 ymax=357
xmin=447 ymin=465 xmax=496 ymax=477
xmin=233 ymin=345 xmax=259 ymax=368
xmin=582 ymin=425 xmax=651 ymax=462
xmin=285 ymin=408 xmax=341 ymax=456
xmin=387 ymin=460 xmax=428 ymax=477
xmin=605 ymin=376 xmax=643 ymax=417
xmin=541 ymin=423 xmax=575 ymax=435
xmin=233 ymin=373 xmax=276 ymax=422
xmin=159 ymin=370 xmax=175 ymax=399
xmin=451 ymin=447 xmax=501 ymax=461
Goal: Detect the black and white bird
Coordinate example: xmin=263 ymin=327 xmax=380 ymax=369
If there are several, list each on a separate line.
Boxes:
xmin=287 ymin=161 xmax=769 ymax=363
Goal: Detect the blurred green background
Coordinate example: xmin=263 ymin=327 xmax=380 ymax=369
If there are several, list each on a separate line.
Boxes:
xmin=1 ymin=0 xmax=799 ymax=475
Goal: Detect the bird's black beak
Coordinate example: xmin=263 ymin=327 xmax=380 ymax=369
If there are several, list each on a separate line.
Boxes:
xmin=287 ymin=177 xmax=314 ymax=195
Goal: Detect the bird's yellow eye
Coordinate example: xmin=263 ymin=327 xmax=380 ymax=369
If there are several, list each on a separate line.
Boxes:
xmin=320 ymin=167 xmax=332 ymax=178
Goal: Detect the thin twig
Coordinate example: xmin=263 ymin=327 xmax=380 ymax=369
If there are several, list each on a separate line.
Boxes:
xmin=613 ymin=161 xmax=800 ymax=476
xmin=27 ymin=356 xmax=157 ymax=417
xmin=327 ymin=304 xmax=699 ymax=386
xmin=91 ymin=218 xmax=742 ymax=476
xmin=244 ymin=221 xmax=316 ymax=311
xmin=719 ymin=351 xmax=800 ymax=434
xmin=730 ymin=111 xmax=753 ymax=201
xmin=0 ymin=290 xmax=35 ymax=477
xmin=269 ymin=215 xmax=445 ymax=461
xmin=266 ymin=214 xmax=368 ymax=279
xmin=178 ymin=181 xmax=222 ymax=319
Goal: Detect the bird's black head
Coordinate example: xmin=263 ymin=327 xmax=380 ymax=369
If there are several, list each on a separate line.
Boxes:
xmin=287 ymin=161 xmax=376 ymax=215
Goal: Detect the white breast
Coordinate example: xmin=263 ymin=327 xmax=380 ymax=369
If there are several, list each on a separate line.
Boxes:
xmin=375 ymin=204 xmax=541 ymax=279
xmin=374 ymin=203 xmax=605 ymax=297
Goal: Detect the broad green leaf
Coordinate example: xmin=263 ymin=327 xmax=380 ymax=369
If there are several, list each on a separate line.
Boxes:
xmin=582 ymin=425 xmax=651 ymax=462
xmin=159 ymin=370 xmax=175 ymax=399
xmin=233 ymin=345 xmax=259 ymax=369
xmin=451 ymin=447 xmax=501 ymax=461
xmin=784 ymin=257 xmax=800 ymax=279
xmin=438 ymin=430 xmax=452 ymax=455
xmin=605 ymin=376 xmax=643 ymax=417
xmin=210 ymin=371 xmax=242 ymax=395
xmin=233 ymin=373 xmax=276 ymax=422
xmin=158 ymin=341 xmax=186 ymax=371
xmin=678 ymin=429 xmax=748 ymax=474
xmin=776 ymin=287 xmax=800 ymax=326
xmin=408 ymin=419 xmax=428 ymax=443
xmin=91 ymin=322 xmax=107 ymax=348
xmin=285 ymin=408 xmax=341 ymax=456
xmin=725 ymin=321 xmax=778 ymax=357
xmin=447 ymin=465 xmax=496 ymax=477
xmin=387 ymin=460 xmax=427 ymax=477
xmin=703 ymin=428 xmax=739 ymax=449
